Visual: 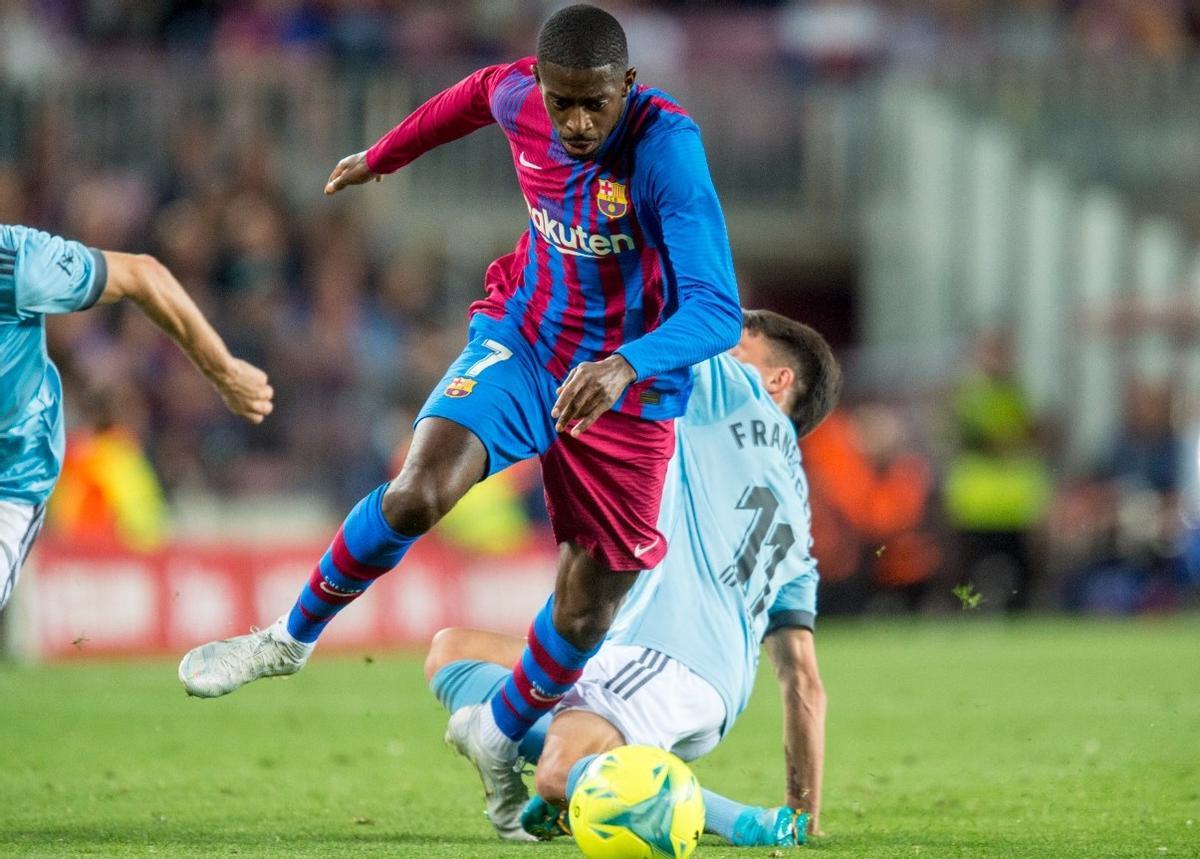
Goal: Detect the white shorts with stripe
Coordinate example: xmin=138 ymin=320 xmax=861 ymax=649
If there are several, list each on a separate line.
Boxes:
xmin=555 ymin=644 xmax=727 ymax=762
xmin=0 ymin=500 xmax=46 ymax=612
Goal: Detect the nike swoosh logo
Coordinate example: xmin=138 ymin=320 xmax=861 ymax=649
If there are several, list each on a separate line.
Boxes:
xmin=633 ymin=538 xmax=661 ymax=559
xmin=518 ymin=152 xmax=543 ymax=171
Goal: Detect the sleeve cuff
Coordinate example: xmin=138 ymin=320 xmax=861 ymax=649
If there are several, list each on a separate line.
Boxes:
xmin=764 ymin=610 xmax=815 ymax=637
xmin=614 ymin=345 xmax=649 ymax=382
xmin=80 ymin=248 xmax=108 ymax=310
xmin=364 ymin=146 xmax=382 ymax=175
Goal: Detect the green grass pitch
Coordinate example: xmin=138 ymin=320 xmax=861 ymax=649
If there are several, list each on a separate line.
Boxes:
xmin=1 ymin=618 xmax=1197 ymax=858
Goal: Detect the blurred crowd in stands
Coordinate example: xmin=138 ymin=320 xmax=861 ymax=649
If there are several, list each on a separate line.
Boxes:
xmin=2 ymin=0 xmax=1199 ymax=616
xmin=5 ymin=0 xmax=1200 ymax=85
xmin=0 ymin=142 xmax=465 ymax=510
xmin=806 ymin=330 xmax=1199 ymax=617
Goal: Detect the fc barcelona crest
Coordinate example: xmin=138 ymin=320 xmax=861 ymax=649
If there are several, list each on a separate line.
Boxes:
xmin=445 ymin=376 xmax=476 ymax=398
xmin=596 ymin=179 xmax=628 ymax=219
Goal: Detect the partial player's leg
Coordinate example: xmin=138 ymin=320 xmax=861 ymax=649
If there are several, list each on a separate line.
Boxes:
xmin=0 ymin=500 xmax=46 ymax=613
xmin=533 ymin=643 xmax=723 ymax=804
xmin=424 ymin=627 xmax=526 ymax=683
xmin=495 ymin=409 xmax=677 ymax=739
xmin=518 ymin=708 xmax=626 ymax=840
xmin=178 ymin=417 xmax=485 ymax=697
xmin=525 ymin=645 xmax=806 ymax=847
xmin=446 ymin=551 xmax=640 ymax=838
xmin=286 ymin=418 xmax=486 ymax=644
xmin=534 ymin=706 xmax=625 ymax=802
xmin=448 ymin=411 xmax=674 ymax=835
xmin=702 ymin=790 xmax=809 ymax=848
xmin=179 ymin=325 xmax=553 ymax=698
xmin=425 ymin=628 xmax=554 ymax=799
xmin=493 ymin=548 xmax=639 ymax=738
xmin=483 ymin=411 xmax=676 ymax=746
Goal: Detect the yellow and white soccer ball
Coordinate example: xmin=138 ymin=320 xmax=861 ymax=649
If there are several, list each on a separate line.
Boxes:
xmin=569 ymin=745 xmax=705 ymax=859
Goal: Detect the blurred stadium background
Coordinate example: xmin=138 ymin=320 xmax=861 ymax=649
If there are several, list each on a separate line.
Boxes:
xmin=2 ymin=0 xmax=1199 ymax=655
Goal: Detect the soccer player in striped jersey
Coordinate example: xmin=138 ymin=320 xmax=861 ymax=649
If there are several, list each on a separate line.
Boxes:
xmin=0 ymin=225 xmax=273 ymax=611
xmin=178 ymin=4 xmax=741 ymax=837
xmin=428 ymin=312 xmax=841 ymax=844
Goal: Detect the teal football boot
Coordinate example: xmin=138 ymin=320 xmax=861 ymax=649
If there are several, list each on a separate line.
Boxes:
xmin=520 ymin=795 xmax=571 ymax=841
xmin=731 ymin=806 xmax=808 ymax=847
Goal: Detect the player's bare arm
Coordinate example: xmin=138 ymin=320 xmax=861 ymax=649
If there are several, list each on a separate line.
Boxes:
xmin=98 ymin=252 xmax=273 ymax=424
xmin=551 ymin=353 xmax=637 ymax=436
xmin=323 ymin=150 xmax=382 ymax=195
xmin=765 ymin=626 xmax=826 ymax=836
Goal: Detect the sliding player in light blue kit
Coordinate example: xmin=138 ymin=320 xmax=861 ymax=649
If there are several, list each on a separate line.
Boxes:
xmin=0 ymin=224 xmax=273 ymax=611
xmin=429 ymin=310 xmax=841 ymax=845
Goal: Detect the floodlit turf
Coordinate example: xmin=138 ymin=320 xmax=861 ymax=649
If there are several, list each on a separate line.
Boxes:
xmin=1 ymin=617 xmax=1197 ymax=858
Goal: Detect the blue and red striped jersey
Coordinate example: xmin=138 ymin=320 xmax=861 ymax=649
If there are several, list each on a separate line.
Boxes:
xmin=366 ymin=58 xmax=742 ymax=419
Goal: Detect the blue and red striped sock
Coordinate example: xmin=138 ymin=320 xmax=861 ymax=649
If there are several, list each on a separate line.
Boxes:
xmin=285 ymin=483 xmax=416 ymax=644
xmin=489 ymin=596 xmax=600 ymax=741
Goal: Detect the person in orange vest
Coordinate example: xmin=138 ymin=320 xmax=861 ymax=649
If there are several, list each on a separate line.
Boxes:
xmin=802 ymin=402 xmax=940 ymax=612
xmin=46 ymin=385 xmax=169 ymax=552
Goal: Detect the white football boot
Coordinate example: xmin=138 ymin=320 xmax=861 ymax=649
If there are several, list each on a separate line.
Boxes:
xmin=178 ymin=617 xmax=313 ymax=698
xmin=445 ymin=704 xmax=538 ymax=841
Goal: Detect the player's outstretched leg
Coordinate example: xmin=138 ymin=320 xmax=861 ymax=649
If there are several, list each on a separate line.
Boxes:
xmin=177 ymin=616 xmax=313 ymax=699
xmin=703 ymin=788 xmax=808 ymax=847
xmin=177 ymin=483 xmax=410 ymax=696
xmin=179 ymin=418 xmax=485 ymax=697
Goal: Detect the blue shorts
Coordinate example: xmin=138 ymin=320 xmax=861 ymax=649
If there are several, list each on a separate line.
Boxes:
xmin=416 ymin=316 xmax=558 ymax=477
xmin=417 ymin=315 xmax=675 ymax=571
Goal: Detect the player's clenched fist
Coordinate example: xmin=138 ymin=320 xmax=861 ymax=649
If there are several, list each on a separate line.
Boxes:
xmin=324 ymin=150 xmax=382 ymax=195
xmin=213 ymin=357 xmax=274 ymax=424
xmin=551 ymin=354 xmax=637 ymax=437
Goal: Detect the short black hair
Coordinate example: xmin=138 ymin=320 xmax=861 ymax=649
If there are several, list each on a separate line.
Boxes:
xmin=536 ymin=4 xmax=628 ymax=71
xmin=743 ymin=309 xmax=842 ymax=438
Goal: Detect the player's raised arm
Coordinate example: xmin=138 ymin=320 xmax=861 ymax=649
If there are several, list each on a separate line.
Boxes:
xmin=97 ymin=252 xmax=273 ymax=424
xmin=325 ymin=62 xmax=512 ymax=195
xmin=765 ymin=625 xmax=827 ymax=836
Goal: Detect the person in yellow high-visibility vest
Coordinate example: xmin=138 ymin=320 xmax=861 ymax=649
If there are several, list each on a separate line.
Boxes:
xmin=945 ymin=331 xmax=1051 ymax=611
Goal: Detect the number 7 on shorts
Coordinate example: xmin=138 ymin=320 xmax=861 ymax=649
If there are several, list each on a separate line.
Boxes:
xmin=465 ymin=339 xmax=513 ymax=378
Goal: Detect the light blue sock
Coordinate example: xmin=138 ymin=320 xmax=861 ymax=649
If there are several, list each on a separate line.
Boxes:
xmin=430 ymin=660 xmax=548 ymax=762
xmin=565 ymin=753 xmax=598 ymax=800
xmin=701 ymin=788 xmax=758 ymax=842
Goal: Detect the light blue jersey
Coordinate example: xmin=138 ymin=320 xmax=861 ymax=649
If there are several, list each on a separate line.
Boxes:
xmin=0 ymin=225 xmax=108 ymax=505
xmin=607 ymin=352 xmax=818 ymax=734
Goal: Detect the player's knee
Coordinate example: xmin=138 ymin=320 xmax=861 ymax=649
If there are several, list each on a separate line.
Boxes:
xmin=423 ymin=627 xmax=468 ymax=682
xmin=534 ymin=750 xmax=571 ymax=804
xmin=380 ymin=479 xmax=454 ymax=536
